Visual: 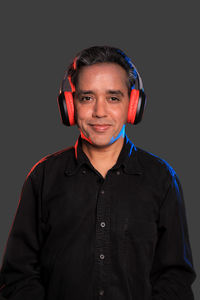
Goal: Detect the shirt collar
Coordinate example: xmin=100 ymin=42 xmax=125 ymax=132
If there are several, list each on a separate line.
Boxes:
xmin=64 ymin=133 xmax=144 ymax=176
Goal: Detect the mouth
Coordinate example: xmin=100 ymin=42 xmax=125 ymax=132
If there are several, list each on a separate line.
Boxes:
xmin=90 ymin=124 xmax=111 ymax=132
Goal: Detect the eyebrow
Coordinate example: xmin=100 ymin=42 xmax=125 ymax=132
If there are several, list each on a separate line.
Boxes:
xmin=107 ymin=90 xmax=124 ymax=96
xmin=77 ymin=89 xmax=124 ymax=97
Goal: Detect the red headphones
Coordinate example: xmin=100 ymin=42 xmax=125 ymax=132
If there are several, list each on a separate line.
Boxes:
xmin=57 ymin=51 xmax=146 ymax=126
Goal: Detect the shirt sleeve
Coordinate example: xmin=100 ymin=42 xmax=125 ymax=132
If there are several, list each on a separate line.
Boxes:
xmin=150 ymin=171 xmax=196 ymax=300
xmin=0 ymin=168 xmax=46 ymax=300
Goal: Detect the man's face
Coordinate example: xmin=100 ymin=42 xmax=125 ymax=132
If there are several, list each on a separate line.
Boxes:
xmin=74 ymin=62 xmax=130 ymax=148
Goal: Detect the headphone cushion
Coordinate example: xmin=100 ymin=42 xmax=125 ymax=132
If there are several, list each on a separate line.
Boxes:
xmin=127 ymin=89 xmax=139 ymax=124
xmin=64 ymin=91 xmax=75 ymax=126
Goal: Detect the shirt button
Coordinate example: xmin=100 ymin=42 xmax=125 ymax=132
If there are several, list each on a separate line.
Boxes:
xmin=99 ymin=289 xmax=104 ymax=296
xmin=82 ymin=169 xmax=86 ymax=174
xmin=116 ymin=170 xmax=120 ymax=175
xmin=101 ymin=190 xmax=105 ymax=194
xmin=100 ymin=222 xmax=105 ymax=228
xmin=100 ymin=254 xmax=105 ymax=260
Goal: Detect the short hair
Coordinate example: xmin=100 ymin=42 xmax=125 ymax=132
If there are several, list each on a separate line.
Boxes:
xmin=67 ymin=45 xmax=136 ymax=97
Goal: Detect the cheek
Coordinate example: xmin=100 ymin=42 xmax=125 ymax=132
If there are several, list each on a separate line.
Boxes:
xmin=75 ymin=105 xmax=91 ymax=122
xmin=112 ymin=106 xmax=128 ymax=122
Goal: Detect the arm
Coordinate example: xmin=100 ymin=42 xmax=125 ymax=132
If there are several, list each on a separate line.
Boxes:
xmin=150 ymin=171 xmax=196 ymax=300
xmin=0 ymin=168 xmax=46 ymax=300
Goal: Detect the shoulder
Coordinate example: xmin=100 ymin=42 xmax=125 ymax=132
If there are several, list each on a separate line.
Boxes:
xmin=125 ymin=134 xmax=176 ymax=180
xmin=134 ymin=145 xmax=183 ymax=202
xmin=137 ymin=146 xmax=176 ymax=176
xmin=134 ymin=145 xmax=179 ymax=189
xmin=26 ymin=145 xmax=75 ymax=179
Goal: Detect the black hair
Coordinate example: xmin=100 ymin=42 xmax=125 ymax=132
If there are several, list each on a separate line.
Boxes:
xmin=66 ymin=45 xmax=136 ymax=97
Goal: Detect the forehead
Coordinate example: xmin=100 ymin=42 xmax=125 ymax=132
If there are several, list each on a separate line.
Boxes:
xmin=76 ymin=62 xmax=128 ymax=89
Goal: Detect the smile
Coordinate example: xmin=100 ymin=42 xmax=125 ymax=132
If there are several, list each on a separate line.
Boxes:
xmin=90 ymin=125 xmax=111 ymax=132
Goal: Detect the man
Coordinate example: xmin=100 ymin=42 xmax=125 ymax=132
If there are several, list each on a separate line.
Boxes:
xmin=0 ymin=46 xmax=196 ymax=299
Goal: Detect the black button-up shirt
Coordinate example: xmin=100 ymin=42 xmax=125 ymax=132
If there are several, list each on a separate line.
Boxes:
xmin=0 ymin=133 xmax=196 ymax=300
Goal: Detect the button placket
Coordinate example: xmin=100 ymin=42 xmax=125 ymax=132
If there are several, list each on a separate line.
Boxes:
xmin=94 ymin=176 xmax=110 ymax=296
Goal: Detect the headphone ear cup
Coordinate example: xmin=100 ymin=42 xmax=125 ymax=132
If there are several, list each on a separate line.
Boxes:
xmin=127 ymin=89 xmax=146 ymax=125
xmin=57 ymin=91 xmax=76 ymax=126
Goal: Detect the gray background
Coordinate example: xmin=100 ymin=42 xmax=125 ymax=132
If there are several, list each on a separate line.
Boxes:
xmin=0 ymin=1 xmax=199 ymax=298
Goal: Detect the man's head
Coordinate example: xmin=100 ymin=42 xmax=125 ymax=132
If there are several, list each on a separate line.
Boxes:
xmin=64 ymin=46 xmax=138 ymax=148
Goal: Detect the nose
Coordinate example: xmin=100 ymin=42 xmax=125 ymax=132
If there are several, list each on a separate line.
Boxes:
xmin=92 ymin=98 xmax=107 ymax=118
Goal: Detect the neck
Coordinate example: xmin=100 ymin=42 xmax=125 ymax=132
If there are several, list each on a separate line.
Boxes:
xmin=81 ymin=136 xmax=125 ymax=166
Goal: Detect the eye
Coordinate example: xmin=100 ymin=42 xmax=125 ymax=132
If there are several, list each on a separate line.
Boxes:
xmin=110 ymin=96 xmax=120 ymax=101
xmin=80 ymin=96 xmax=92 ymax=101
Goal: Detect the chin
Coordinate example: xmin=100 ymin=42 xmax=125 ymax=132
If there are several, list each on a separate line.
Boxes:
xmin=90 ymin=137 xmax=116 ymax=147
